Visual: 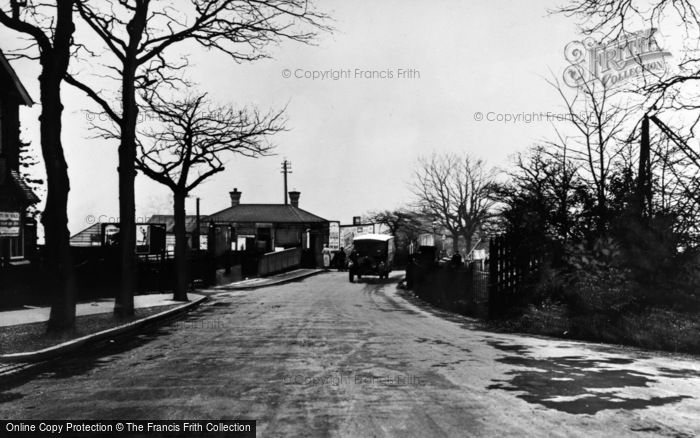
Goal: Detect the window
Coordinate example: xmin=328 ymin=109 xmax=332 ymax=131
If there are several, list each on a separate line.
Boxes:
xmin=5 ymin=222 xmax=24 ymax=259
xmin=9 ymin=233 xmax=23 ymax=259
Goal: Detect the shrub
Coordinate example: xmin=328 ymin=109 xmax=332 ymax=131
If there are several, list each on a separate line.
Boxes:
xmin=564 ymin=237 xmax=637 ymax=317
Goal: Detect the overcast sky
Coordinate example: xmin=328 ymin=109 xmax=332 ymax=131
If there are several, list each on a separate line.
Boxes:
xmin=5 ymin=1 xmax=588 ymax=235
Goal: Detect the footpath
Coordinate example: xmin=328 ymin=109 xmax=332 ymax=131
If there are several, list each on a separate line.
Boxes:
xmin=0 ymin=268 xmax=325 ymax=365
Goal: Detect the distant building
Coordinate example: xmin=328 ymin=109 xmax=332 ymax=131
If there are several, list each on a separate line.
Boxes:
xmin=339 ymin=221 xmax=389 ymax=251
xmin=207 ymin=188 xmax=329 ymax=266
xmin=70 ymin=220 xmax=172 ymax=256
xmin=69 ymin=223 xmax=102 ymax=247
xmin=0 ymin=49 xmax=39 ymax=264
xmin=69 ymin=188 xmax=331 ymax=270
xmin=146 ymin=214 xmax=207 ymax=253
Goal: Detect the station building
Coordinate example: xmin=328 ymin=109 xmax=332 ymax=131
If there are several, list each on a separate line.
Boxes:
xmin=206 ymin=188 xmax=330 ymax=267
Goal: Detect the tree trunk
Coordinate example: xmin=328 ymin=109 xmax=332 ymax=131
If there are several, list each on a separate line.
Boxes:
xmin=42 ymin=71 xmax=76 ymax=332
xmin=464 ymin=235 xmax=473 ymax=260
xmin=114 ymin=3 xmax=149 ymax=317
xmin=173 ymin=190 xmax=189 ymax=301
xmin=452 ymin=233 xmax=460 ymax=254
xmin=44 ymin=2 xmax=77 ymax=333
xmin=114 ymin=71 xmax=137 ymax=316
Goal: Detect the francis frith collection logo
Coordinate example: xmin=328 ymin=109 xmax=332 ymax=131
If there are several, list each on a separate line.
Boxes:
xmin=563 ymin=28 xmax=671 ymax=89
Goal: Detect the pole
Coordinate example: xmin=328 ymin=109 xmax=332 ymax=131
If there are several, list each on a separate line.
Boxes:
xmin=637 ymin=115 xmax=651 ymax=218
xmin=195 ymin=197 xmax=201 ymax=250
xmin=281 ymin=160 xmax=292 ymax=205
xmin=284 ymin=161 xmax=288 ymax=204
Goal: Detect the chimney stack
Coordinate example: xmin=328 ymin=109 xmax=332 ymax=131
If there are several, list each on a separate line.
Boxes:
xmin=229 ymin=188 xmax=242 ymax=207
xmin=288 ymin=191 xmax=300 ymax=208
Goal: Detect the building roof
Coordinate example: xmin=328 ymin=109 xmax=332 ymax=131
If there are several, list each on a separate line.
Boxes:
xmin=473 ymin=239 xmax=490 ymax=251
xmin=353 ymin=233 xmax=393 ymax=242
xmin=207 ymin=204 xmax=328 ymax=224
xmin=70 ymin=223 xmax=102 ymax=246
xmin=8 ymin=170 xmax=40 ymax=204
xmin=0 ymin=49 xmax=33 ymax=106
xmin=147 ymin=215 xmax=206 ymax=233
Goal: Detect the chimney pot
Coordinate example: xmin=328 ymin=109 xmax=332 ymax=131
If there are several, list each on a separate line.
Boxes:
xmin=288 ymin=191 xmax=300 ymax=208
xmin=229 ymin=188 xmax=242 ymax=207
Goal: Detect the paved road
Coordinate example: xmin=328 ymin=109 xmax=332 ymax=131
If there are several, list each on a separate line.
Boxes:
xmin=1 ymin=272 xmax=699 ymax=437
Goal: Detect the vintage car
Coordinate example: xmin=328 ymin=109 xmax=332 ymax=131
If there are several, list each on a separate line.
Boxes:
xmin=348 ymin=234 xmax=395 ymax=282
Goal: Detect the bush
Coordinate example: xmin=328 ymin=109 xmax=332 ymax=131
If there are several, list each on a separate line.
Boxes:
xmin=564 ymin=237 xmax=637 ymax=317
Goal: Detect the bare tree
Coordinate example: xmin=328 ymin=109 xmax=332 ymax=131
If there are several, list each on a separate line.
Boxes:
xmin=0 ymin=1 xmax=77 ymax=332
xmin=549 ymin=76 xmax=635 ymax=232
xmin=411 ymin=152 xmax=496 ymax=254
xmin=557 ymin=0 xmax=699 ymax=40
xmin=498 ymin=145 xmax=580 ymax=237
xmin=65 ymin=0 xmax=330 ymax=316
xmin=136 ymin=91 xmax=284 ymax=300
xmin=366 ymin=208 xmax=427 ymax=248
xmin=557 ymin=0 xmax=700 ymax=117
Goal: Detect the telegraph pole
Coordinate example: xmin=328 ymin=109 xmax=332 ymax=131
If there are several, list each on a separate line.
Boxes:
xmin=195 ymin=197 xmax=201 ymax=250
xmin=281 ymin=159 xmax=292 ymax=204
xmin=637 ymin=115 xmax=651 ymax=218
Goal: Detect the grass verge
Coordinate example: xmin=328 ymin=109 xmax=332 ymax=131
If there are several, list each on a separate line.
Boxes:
xmin=489 ymin=303 xmax=700 ymax=355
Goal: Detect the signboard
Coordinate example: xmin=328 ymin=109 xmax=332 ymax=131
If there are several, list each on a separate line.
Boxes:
xmin=101 ymin=223 xmax=166 ymax=254
xmin=329 ymin=222 xmax=340 ymax=250
xmin=352 ymin=216 xmax=362 ymax=225
xmin=340 ymin=223 xmax=377 ymax=250
xmin=103 ymin=224 xmax=120 ymax=246
xmin=355 ymin=225 xmax=373 ymax=235
xmin=136 ymin=224 xmax=151 ymax=254
xmin=0 ymin=211 xmax=20 ymax=237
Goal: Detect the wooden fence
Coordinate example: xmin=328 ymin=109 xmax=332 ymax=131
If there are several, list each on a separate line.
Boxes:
xmin=1 ymin=247 xmax=217 ymax=309
xmin=407 ymin=261 xmax=489 ymax=317
xmin=488 ymin=233 xmax=542 ymax=317
xmin=258 ymin=247 xmax=302 ymax=276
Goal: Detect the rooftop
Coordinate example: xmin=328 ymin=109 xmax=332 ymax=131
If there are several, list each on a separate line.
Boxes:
xmin=7 ymin=170 xmax=40 ymax=205
xmin=0 ymin=49 xmax=33 ymax=106
xmin=147 ymin=215 xmax=205 ymax=233
xmin=208 ymin=204 xmax=328 ymax=224
xmin=353 ymin=233 xmax=393 ymax=242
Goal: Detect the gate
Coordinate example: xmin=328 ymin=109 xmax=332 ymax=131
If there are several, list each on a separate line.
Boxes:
xmin=488 ymin=233 xmax=542 ymax=317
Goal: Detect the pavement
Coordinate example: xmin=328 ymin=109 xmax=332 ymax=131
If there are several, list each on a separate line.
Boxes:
xmin=1 ymin=271 xmax=698 ymax=437
xmin=0 ymin=269 xmax=324 ymax=327
xmin=212 ymin=268 xmax=325 ymax=290
xmin=0 ymin=294 xmax=191 ymax=327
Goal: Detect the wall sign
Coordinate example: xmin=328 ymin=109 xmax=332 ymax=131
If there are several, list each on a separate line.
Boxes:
xmin=0 ymin=211 xmax=21 ymax=237
xmin=329 ymin=221 xmax=340 ymax=250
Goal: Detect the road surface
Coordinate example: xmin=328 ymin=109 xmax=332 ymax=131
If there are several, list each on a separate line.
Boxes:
xmin=1 ymin=272 xmax=699 ymax=437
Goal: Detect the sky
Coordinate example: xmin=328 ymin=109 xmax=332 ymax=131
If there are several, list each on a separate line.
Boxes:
xmin=4 ymin=0 xmax=590 ymax=236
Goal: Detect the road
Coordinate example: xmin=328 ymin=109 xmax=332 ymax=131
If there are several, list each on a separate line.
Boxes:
xmin=1 ymin=272 xmax=699 ymax=437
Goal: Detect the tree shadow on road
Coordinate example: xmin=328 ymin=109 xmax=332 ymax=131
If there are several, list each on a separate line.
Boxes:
xmin=0 ymin=307 xmax=214 ymax=404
